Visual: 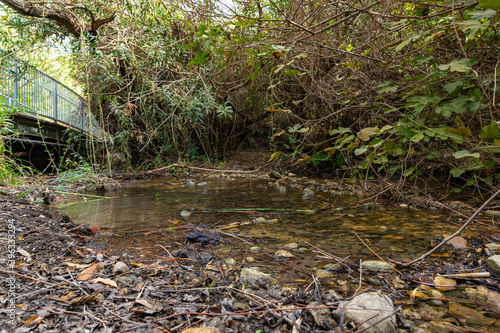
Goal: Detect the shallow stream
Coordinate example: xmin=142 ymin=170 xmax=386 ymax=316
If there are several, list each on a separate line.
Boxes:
xmin=57 ymin=178 xmax=479 ymax=282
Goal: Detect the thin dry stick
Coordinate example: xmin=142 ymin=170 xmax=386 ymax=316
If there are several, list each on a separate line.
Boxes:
xmin=398 ymin=189 xmax=500 ymax=267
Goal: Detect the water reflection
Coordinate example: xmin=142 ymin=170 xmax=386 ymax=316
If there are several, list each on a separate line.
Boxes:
xmin=59 ymin=179 xmax=470 ymax=260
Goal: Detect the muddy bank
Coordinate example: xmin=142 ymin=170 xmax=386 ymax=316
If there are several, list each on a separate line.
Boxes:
xmin=1 ymin=179 xmax=500 ymax=332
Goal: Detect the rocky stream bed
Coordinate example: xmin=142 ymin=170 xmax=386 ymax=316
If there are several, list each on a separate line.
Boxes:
xmin=1 ymin=167 xmax=500 ymax=333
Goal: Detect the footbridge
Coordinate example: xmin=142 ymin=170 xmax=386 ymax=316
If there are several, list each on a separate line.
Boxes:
xmin=0 ymin=52 xmax=102 ymax=168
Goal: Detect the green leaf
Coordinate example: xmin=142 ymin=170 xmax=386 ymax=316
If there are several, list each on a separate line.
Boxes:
xmin=403 ymin=167 xmax=415 ymax=177
xmin=284 ymin=69 xmax=301 ymax=76
xmin=380 ymin=125 xmax=394 ymax=133
xmin=478 ymin=0 xmax=500 ymax=10
xmin=358 ymin=127 xmax=381 ymax=141
xmin=469 ymin=9 xmax=497 ymax=20
xmin=451 ymin=167 xmax=466 ymax=177
xmin=452 ymin=150 xmax=481 ymax=159
xmin=480 ymin=121 xmax=500 ymax=140
xmin=438 ymin=59 xmax=471 ymax=73
xmin=426 ymin=150 xmax=441 ymax=159
xmin=378 ymin=85 xmax=398 ymax=94
xmin=410 ymin=131 xmax=425 ymax=143
xmin=354 ymin=146 xmax=368 ymax=155
xmin=443 ymin=80 xmax=463 ymax=94
xmin=329 ymin=127 xmax=352 ymax=136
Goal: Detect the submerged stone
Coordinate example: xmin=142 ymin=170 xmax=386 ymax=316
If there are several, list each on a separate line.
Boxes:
xmin=283 ymin=242 xmax=298 ymax=250
xmin=361 ymin=260 xmax=394 ymax=272
xmin=275 ymin=249 xmax=294 ymax=258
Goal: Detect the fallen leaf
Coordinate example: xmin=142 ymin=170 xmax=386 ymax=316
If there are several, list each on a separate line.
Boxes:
xmin=434 ymin=276 xmax=457 ymax=291
xmin=90 ymin=278 xmax=117 ymax=288
xmin=409 ymin=287 xmax=427 ymax=301
xmin=77 ymin=263 xmax=104 ymax=281
xmin=66 ymin=262 xmax=90 ymax=269
xmin=69 ymin=293 xmax=100 ymax=306
xmin=22 ymin=315 xmax=42 ymax=327
xmin=59 ymin=292 xmax=78 ymax=303
xmin=135 ymin=299 xmax=153 ymax=310
xmin=17 ymin=247 xmax=32 ymax=260
xmin=443 ymin=234 xmax=468 ymax=249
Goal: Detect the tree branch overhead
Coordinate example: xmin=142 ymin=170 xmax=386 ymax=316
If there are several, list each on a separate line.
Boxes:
xmin=0 ymin=0 xmax=114 ymax=37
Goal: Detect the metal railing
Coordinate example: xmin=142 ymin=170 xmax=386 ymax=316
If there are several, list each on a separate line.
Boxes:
xmin=0 ymin=51 xmax=101 ymax=140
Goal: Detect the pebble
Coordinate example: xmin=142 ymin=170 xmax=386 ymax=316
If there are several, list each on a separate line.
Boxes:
xmin=225 ymin=258 xmax=236 ymax=265
xmin=275 ymin=249 xmax=294 ymax=258
xmin=249 ymin=246 xmax=261 ymax=252
xmin=302 ymin=188 xmax=315 ymax=198
xmin=180 ymin=210 xmax=192 ymax=217
xmin=96 ymin=253 xmax=104 ymax=262
xmin=245 ymin=256 xmax=254 ymax=262
xmin=240 ymin=267 xmax=275 ymax=288
xmin=113 ymin=261 xmax=130 ymax=275
xmin=283 ymin=242 xmax=298 ymax=250
xmin=487 ymin=255 xmax=500 ymax=275
xmin=361 ymin=260 xmax=395 ymax=272
xmin=298 ymin=247 xmax=308 ymax=253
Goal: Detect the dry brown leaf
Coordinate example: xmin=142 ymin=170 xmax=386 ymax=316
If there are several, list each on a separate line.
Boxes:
xmin=66 ymin=262 xmax=90 ymax=269
xmin=59 ymin=292 xmax=78 ymax=303
xmin=90 ymin=278 xmax=117 ymax=288
xmin=77 ymin=262 xmax=104 ymax=281
xmin=69 ymin=293 xmax=100 ymax=306
xmin=443 ymin=234 xmax=468 ymax=249
xmin=135 ymin=299 xmax=153 ymax=310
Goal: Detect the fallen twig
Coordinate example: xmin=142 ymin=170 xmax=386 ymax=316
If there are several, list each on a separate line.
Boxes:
xmin=395 ymin=189 xmax=500 ymax=267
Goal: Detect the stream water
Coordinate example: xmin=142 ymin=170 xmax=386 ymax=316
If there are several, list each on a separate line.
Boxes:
xmin=58 ymin=179 xmax=475 ymax=273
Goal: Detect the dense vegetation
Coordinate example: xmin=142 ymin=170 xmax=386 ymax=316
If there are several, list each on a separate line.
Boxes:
xmin=1 ymin=0 xmax=500 ymax=196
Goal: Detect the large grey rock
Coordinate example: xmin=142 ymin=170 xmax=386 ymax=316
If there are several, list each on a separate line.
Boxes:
xmin=337 ymin=291 xmax=397 ymax=333
xmin=240 ymin=267 xmax=275 ymax=289
xmin=486 ymin=255 xmax=500 ymax=275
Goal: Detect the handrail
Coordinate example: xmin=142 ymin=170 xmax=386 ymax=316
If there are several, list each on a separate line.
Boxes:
xmin=0 ymin=50 xmax=102 ymax=140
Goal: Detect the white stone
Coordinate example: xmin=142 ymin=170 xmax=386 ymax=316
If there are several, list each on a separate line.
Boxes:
xmin=361 ymin=260 xmax=395 ymax=272
xmin=113 ymin=261 xmax=130 ymax=275
xmin=340 ymin=291 xmax=397 ymax=333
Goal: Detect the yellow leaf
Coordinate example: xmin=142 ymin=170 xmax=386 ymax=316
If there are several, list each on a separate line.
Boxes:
xmin=433 ymin=276 xmax=456 ymax=291
xmin=409 ymin=287 xmax=427 ymax=301
xmin=294 ymin=155 xmax=311 ymax=165
xmin=242 ymin=282 xmax=245 ymax=291
xmin=324 ymin=147 xmax=338 ymax=156
xmin=90 ymin=278 xmax=118 ymax=288
xmin=22 ymin=315 xmax=42 ymax=327
xmin=66 ymin=262 xmax=90 ymax=269
xmin=268 ymin=151 xmax=283 ymax=162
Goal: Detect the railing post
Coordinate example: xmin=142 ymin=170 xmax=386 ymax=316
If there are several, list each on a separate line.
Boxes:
xmin=53 ymin=80 xmax=58 ymax=120
xmin=12 ymin=62 xmax=18 ymax=107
